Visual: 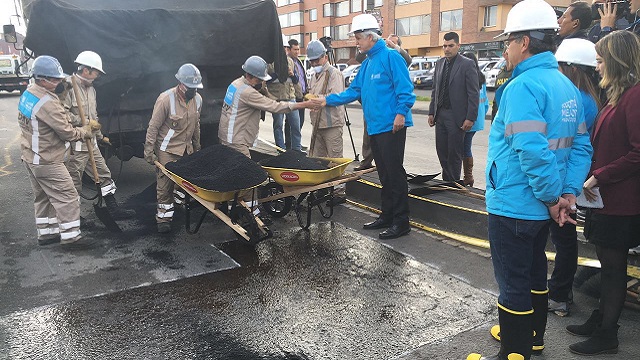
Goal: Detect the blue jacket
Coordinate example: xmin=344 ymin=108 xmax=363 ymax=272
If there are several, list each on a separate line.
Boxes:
xmin=470 ymin=83 xmax=489 ymax=132
xmin=580 ymin=89 xmax=598 ymax=135
xmin=486 ymin=52 xmax=593 ymax=220
xmin=326 ymin=39 xmax=415 ymax=135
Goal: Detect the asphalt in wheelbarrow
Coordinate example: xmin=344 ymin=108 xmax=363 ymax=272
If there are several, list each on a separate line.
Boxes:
xmin=259 ymin=150 xmax=331 ymax=170
xmin=165 ymin=145 xmax=268 ymax=192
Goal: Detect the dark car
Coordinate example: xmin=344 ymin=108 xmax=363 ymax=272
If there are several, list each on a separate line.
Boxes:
xmin=413 ymin=68 xmax=434 ymax=89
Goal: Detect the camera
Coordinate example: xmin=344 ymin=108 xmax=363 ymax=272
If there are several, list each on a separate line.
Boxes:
xmin=592 ymin=0 xmax=630 ymax=20
xmin=319 ymin=36 xmax=333 ymax=50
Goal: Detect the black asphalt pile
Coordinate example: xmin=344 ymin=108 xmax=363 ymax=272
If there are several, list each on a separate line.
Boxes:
xmin=165 ymin=145 xmax=267 ymax=192
xmin=259 ymin=151 xmax=332 ymax=170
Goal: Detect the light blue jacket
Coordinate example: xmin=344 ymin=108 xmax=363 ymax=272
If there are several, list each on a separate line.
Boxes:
xmin=326 ymin=39 xmax=415 ymax=135
xmin=486 ymin=52 xmax=593 ymax=220
xmin=580 ymin=89 xmax=598 ymax=135
xmin=470 ymin=83 xmax=489 ymax=132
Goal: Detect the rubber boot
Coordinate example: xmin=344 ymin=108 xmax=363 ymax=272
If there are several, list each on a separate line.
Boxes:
xmin=463 ymin=157 xmax=474 ymax=187
xmin=530 ymin=291 xmax=548 ymax=354
xmin=469 ymin=307 xmax=532 ymax=360
xmin=566 ymin=309 xmax=602 ymax=337
xmin=569 ymin=325 xmax=619 ymax=355
xmin=104 ymin=194 xmax=135 ymax=220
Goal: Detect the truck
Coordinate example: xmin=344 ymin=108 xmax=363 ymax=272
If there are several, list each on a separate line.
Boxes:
xmin=0 ymin=54 xmax=29 ymax=94
xmin=14 ymin=0 xmax=289 ymax=160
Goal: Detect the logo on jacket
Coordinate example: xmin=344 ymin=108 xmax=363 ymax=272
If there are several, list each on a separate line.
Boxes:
xmin=561 ymin=98 xmax=578 ymax=123
xmin=371 ymin=73 xmax=381 ymax=80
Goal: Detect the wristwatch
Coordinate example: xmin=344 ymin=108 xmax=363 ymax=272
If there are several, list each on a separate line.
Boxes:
xmin=601 ymin=26 xmax=613 ymax=32
xmin=543 ymin=197 xmax=560 ymax=207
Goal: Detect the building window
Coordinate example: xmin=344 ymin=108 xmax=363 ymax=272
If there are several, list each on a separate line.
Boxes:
xmin=309 ymin=8 xmax=317 ymax=22
xmin=366 ymin=0 xmax=383 ymax=9
xmin=484 ymin=6 xmax=497 ymax=27
xmin=440 ymin=9 xmax=463 ymax=31
xmin=324 ymin=26 xmax=331 ymax=38
xmin=396 ymin=0 xmax=422 ymax=4
xmin=333 ymin=24 xmax=350 ymax=40
xmin=351 ymin=0 xmax=362 ymax=13
xmin=395 ymin=15 xmax=430 ymax=36
xmin=323 ymin=3 xmax=333 ymax=17
xmin=310 ymin=32 xmax=318 ymax=41
xmin=335 ymin=48 xmax=351 ymax=61
xmin=289 ymin=33 xmax=303 ymax=46
xmin=336 ymin=1 xmax=349 ymax=17
xmin=277 ymin=0 xmax=300 ymax=6
xmin=279 ymin=11 xmax=303 ymax=28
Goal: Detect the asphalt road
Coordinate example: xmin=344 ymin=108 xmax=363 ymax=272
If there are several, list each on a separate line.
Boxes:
xmin=1 ymin=91 xmax=639 ymax=360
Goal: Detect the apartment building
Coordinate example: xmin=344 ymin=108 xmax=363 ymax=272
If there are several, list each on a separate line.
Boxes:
xmin=275 ymin=0 xmax=572 ymax=62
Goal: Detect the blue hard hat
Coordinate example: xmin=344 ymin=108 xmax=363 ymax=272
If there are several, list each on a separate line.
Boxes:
xmin=31 ymin=55 xmax=67 ymax=79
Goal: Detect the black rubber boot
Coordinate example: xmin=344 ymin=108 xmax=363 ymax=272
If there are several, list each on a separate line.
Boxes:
xmin=104 ymin=194 xmax=135 ymax=220
xmin=469 ymin=307 xmax=532 ymax=360
xmin=569 ymin=325 xmax=619 ymax=355
xmin=566 ymin=309 xmax=602 ymax=337
xmin=531 ymin=291 xmax=548 ymax=354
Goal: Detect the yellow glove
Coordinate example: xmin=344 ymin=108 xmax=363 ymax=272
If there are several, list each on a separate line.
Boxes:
xmin=101 ymin=136 xmax=111 ymax=145
xmin=88 ymin=119 xmax=101 ymax=131
xmin=81 ymin=124 xmax=94 ymax=139
xmin=304 ymin=93 xmax=319 ymax=100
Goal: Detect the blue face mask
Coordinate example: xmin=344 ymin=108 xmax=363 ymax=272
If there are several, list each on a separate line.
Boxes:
xmin=313 ymin=65 xmax=323 ymax=74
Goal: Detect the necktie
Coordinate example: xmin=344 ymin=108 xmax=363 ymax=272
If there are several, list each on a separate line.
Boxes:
xmin=438 ymin=60 xmax=450 ymax=109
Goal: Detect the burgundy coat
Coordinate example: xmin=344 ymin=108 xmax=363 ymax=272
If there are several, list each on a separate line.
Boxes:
xmin=591 ymin=83 xmax=640 ymax=216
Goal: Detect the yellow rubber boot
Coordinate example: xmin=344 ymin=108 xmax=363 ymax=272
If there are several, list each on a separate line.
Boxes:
xmin=466 ymin=353 xmax=524 ymax=360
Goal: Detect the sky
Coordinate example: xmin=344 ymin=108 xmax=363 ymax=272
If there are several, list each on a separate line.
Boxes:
xmin=1 ymin=0 xmax=27 ymax=35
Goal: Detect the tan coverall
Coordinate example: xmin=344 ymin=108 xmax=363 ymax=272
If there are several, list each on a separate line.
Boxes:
xmin=61 ymin=75 xmax=116 ymax=197
xmin=307 ymin=63 xmax=346 ymax=158
xmin=145 ymin=87 xmax=201 ymax=223
xmin=18 ymin=83 xmax=89 ymax=243
xmin=218 ymin=76 xmax=295 ymax=158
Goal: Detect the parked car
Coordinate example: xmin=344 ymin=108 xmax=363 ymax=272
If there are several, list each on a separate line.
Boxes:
xmin=408 ymin=56 xmax=438 ymax=83
xmin=486 ymin=58 xmax=507 ymax=90
xmin=347 ymin=65 xmax=361 ymax=86
xmin=343 ymin=64 xmax=360 ymax=87
xmin=414 ymin=67 xmax=434 ymax=89
xmin=335 ymin=63 xmax=348 ymax=72
xmin=478 ymin=59 xmax=499 ymax=77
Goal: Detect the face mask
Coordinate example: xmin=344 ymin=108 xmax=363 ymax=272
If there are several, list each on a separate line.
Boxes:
xmin=43 ymin=78 xmax=65 ymax=94
xmin=253 ymin=82 xmax=263 ymax=91
xmin=184 ymin=88 xmax=196 ymax=100
xmin=313 ymin=66 xmax=323 ymax=74
xmin=76 ymin=73 xmax=94 ymax=85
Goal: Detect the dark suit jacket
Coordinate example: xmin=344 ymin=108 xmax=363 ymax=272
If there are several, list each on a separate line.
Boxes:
xmin=591 ymin=84 xmax=640 ymax=216
xmin=428 ymin=54 xmax=479 ymax=127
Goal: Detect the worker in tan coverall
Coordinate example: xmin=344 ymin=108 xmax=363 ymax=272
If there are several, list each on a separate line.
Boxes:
xmin=18 ymin=56 xmax=97 ymax=247
xmin=218 ymin=55 xmax=308 ymax=158
xmin=306 ymin=40 xmax=347 ymax=205
xmin=144 ymin=63 xmax=202 ymax=233
xmin=62 ymin=51 xmax=132 ymax=219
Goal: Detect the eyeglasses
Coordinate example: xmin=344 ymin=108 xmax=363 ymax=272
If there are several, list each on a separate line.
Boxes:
xmin=504 ymin=36 xmax=523 ymax=47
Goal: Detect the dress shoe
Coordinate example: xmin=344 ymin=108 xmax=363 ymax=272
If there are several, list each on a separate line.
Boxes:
xmin=354 ymin=163 xmax=374 ymax=171
xmin=363 ymin=218 xmax=392 ymax=230
xmin=379 ymin=224 xmax=410 ymax=239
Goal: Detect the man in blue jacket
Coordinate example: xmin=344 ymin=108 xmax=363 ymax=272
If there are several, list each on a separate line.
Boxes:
xmin=309 ymin=13 xmax=415 ymax=240
xmin=468 ymin=1 xmax=593 ymax=360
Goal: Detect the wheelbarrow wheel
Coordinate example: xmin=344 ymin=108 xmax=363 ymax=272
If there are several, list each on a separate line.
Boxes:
xmin=232 ymin=205 xmax=270 ymax=245
xmin=260 ymin=182 xmax=292 ymax=218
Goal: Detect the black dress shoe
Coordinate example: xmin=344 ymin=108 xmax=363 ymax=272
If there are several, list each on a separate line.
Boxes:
xmin=363 ymin=218 xmax=392 ymax=230
xmin=379 ymin=224 xmax=410 ymax=239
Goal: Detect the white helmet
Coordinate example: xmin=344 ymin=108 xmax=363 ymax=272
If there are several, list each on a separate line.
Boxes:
xmin=495 ymin=0 xmax=560 ymax=40
xmin=242 ymin=55 xmax=271 ymax=81
xmin=75 ymin=50 xmax=105 ymax=74
xmin=348 ymin=14 xmax=381 ymax=36
xmin=555 ymin=38 xmax=597 ymax=67
xmin=175 ymin=63 xmax=203 ymax=89
xmin=306 ymin=40 xmax=327 ymax=61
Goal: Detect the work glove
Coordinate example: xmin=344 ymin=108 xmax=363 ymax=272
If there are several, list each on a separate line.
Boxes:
xmin=100 ymin=136 xmax=111 ymax=146
xmin=88 ymin=119 xmax=101 ymax=131
xmin=81 ymin=124 xmax=94 ymax=139
xmin=144 ymin=143 xmax=158 ymax=165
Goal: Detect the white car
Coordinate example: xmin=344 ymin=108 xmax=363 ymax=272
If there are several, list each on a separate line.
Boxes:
xmin=342 ymin=64 xmax=360 ymax=87
xmin=485 ymin=58 xmax=507 ymax=90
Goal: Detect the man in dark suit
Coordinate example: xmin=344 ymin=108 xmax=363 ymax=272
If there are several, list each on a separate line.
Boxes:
xmin=428 ymin=32 xmax=479 ymax=182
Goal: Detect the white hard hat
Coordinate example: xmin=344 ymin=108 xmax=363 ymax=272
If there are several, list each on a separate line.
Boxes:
xmin=75 ymin=50 xmax=105 ymax=74
xmin=555 ymin=38 xmax=597 ymax=67
xmin=495 ymin=0 xmax=560 ymax=40
xmin=306 ymin=40 xmax=327 ymax=61
xmin=242 ymin=55 xmax=271 ymax=81
xmin=348 ymin=14 xmax=381 ymax=36
xmin=175 ymin=63 xmax=203 ymax=89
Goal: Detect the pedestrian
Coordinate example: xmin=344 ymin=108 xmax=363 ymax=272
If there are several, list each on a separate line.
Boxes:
xmin=306 ymin=40 xmax=347 ymax=205
xmin=460 ymin=52 xmax=488 ymax=188
xmin=288 ymin=39 xmax=308 ymax=149
xmin=557 ymin=1 xmax=593 ymax=42
xmin=385 ymin=34 xmax=412 ymax=67
xmin=567 ymin=30 xmax=640 ymax=356
xmin=309 ymin=14 xmax=415 ymax=240
xmin=218 ymin=55 xmax=308 ymax=158
xmin=469 ymin=1 xmax=593 ymax=359
xmin=144 ymin=64 xmax=203 ymax=234
xmin=61 ymin=51 xmax=132 ymax=219
xmin=18 ymin=55 xmax=96 ymax=247
xmin=587 ymin=0 xmax=639 ymax=43
xmin=267 ymin=37 xmax=302 ymax=152
xmin=547 ymin=38 xmax=601 ymax=318
xmin=428 ymin=31 xmax=479 ymax=183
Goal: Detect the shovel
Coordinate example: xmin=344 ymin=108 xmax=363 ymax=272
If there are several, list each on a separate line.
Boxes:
xmin=71 ymin=76 xmax=121 ymax=232
xmin=406 ymin=172 xmax=440 ymax=184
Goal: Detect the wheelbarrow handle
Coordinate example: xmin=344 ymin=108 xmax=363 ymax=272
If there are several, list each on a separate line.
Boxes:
xmin=70 ymin=76 xmax=100 ymax=187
